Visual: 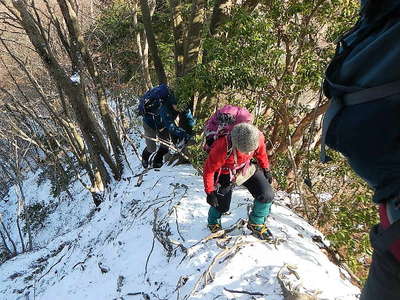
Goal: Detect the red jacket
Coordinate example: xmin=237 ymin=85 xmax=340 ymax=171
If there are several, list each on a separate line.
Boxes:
xmin=203 ymin=132 xmax=270 ymax=193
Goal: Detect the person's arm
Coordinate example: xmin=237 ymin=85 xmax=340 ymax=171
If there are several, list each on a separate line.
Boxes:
xmin=253 ymin=133 xmax=270 ymax=169
xmin=179 ymin=110 xmax=196 ymax=135
xmin=203 ymin=138 xmax=228 ymax=194
xmin=159 ymin=105 xmax=190 ymax=139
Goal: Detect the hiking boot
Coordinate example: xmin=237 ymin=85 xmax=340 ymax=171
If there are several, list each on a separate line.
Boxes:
xmin=152 ymin=147 xmax=168 ymax=168
xmin=142 ymin=160 xmax=149 ymax=169
xmin=141 ymin=148 xmax=152 ymax=169
xmin=247 ymin=223 xmax=273 ymax=240
xmin=208 ymin=223 xmax=222 ymax=233
xmin=152 ymin=161 xmax=163 ymax=168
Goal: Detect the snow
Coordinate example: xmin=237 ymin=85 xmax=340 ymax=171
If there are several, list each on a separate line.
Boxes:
xmin=0 ymin=140 xmax=360 ymax=300
xmin=318 ymin=192 xmax=333 ymax=203
xmin=70 ymin=72 xmax=80 ymax=84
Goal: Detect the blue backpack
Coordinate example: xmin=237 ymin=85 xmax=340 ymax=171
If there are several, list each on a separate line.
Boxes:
xmin=137 ymin=84 xmax=170 ymax=116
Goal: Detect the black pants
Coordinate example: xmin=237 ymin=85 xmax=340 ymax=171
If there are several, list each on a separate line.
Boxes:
xmin=360 ymin=223 xmax=400 ymax=300
xmin=215 ymin=170 xmax=274 ymax=214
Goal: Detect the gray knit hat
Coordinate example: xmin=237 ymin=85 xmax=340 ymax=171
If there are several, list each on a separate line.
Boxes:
xmin=231 ymin=123 xmax=259 ymax=153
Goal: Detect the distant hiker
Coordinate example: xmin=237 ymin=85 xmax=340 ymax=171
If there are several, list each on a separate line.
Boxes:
xmin=203 ymin=106 xmax=274 ymax=239
xmin=138 ymin=84 xmax=195 ymax=168
xmin=321 ymin=1 xmax=400 ymax=299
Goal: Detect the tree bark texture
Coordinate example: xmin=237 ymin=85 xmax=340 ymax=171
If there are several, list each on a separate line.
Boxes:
xmin=133 ymin=1 xmax=152 ymax=90
xmin=169 ymin=0 xmax=185 ymax=77
xmin=11 ymin=0 xmax=119 ymax=194
xmin=139 ymin=0 xmax=168 ymax=84
xmin=182 ymin=0 xmax=206 ymax=75
xmin=57 ymin=0 xmax=124 ymax=179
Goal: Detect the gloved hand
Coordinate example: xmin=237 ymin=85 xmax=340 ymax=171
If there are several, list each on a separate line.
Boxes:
xmin=206 ymin=191 xmax=219 ymax=207
xmin=263 ymin=168 xmax=273 ymax=184
xmin=176 ymin=134 xmax=194 ymax=149
xmin=185 ymin=134 xmax=195 ymax=146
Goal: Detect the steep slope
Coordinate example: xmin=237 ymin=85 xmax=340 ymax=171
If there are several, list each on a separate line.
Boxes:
xmin=0 ymin=153 xmax=360 ymax=299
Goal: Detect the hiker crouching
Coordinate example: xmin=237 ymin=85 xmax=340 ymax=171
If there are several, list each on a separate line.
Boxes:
xmin=203 ymin=122 xmax=274 ymax=239
xmin=139 ymin=84 xmax=195 ymax=168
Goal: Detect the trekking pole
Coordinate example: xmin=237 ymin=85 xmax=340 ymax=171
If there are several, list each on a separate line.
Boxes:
xmin=138 ymin=130 xmax=203 ymax=175
xmin=140 ymin=133 xmax=191 ymax=161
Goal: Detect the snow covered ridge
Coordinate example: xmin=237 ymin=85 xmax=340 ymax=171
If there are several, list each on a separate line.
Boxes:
xmin=0 ymin=161 xmax=360 ymax=299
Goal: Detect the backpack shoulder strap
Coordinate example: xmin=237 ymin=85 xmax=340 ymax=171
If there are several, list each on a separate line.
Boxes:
xmin=343 ymin=80 xmax=400 ymax=105
xmin=226 ymin=135 xmax=233 ymax=158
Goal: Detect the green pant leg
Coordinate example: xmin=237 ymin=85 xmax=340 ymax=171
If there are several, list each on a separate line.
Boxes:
xmin=249 ymin=200 xmax=272 ymax=225
xmin=208 ymin=206 xmax=222 ymax=225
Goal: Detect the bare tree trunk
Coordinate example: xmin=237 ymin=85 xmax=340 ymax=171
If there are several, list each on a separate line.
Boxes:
xmin=57 ymin=0 xmax=124 ymax=179
xmin=90 ymin=0 xmax=94 ymax=18
xmin=15 ymin=214 xmax=25 ymax=253
xmin=209 ymin=0 xmax=232 ymax=36
xmin=0 ymin=228 xmax=13 ymax=256
xmin=13 ymin=140 xmax=32 ymax=251
xmin=0 ymin=220 xmax=17 ymax=256
xmin=139 ymin=0 xmax=168 ymax=84
xmin=133 ymin=1 xmax=152 ymax=90
xmin=16 ymin=182 xmax=32 ymax=251
xmin=12 ymin=0 xmax=115 ymax=192
xmin=0 ymin=39 xmax=88 ymax=173
xmin=273 ymin=102 xmax=328 ymax=155
xmin=183 ymin=0 xmax=206 ymax=74
xmin=15 ymin=181 xmax=28 ymax=252
xmin=169 ymin=0 xmax=185 ymax=77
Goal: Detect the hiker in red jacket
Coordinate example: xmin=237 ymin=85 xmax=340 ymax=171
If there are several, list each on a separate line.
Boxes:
xmin=203 ymin=122 xmax=274 ymax=239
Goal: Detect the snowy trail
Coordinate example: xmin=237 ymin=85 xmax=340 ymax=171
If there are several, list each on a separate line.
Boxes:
xmin=0 ymin=159 xmax=359 ymax=300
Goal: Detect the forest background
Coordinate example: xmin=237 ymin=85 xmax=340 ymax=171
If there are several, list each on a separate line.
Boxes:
xmin=0 ymin=0 xmax=377 ymax=282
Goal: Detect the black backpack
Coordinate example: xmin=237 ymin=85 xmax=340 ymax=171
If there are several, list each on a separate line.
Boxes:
xmin=137 ymin=84 xmax=170 ymax=116
xmin=320 ymin=3 xmax=400 ymax=162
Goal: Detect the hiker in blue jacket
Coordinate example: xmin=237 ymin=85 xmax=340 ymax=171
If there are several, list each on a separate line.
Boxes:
xmin=321 ymin=1 xmax=400 ymax=299
xmin=140 ymin=84 xmax=195 ymax=168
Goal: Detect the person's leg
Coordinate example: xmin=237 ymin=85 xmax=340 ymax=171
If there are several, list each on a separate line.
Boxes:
xmin=152 ymin=146 xmax=169 ymax=168
xmin=207 ymin=206 xmax=222 ymax=231
xmin=379 ymin=197 xmax=400 ymax=261
xmin=242 ymin=169 xmax=274 ymax=225
xmin=208 ymin=174 xmax=232 ymax=229
xmin=360 ymin=198 xmax=400 ymax=300
xmin=142 ymin=122 xmax=157 ymax=168
xmin=153 ymin=129 xmax=170 ymax=168
xmin=141 ymin=148 xmax=152 ymax=168
xmin=242 ymin=169 xmax=274 ymax=239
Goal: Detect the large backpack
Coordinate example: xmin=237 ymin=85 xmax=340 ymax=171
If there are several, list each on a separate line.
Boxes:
xmin=137 ymin=84 xmax=170 ymax=116
xmin=320 ymin=4 xmax=400 ymax=163
xmin=203 ymin=105 xmax=253 ymax=153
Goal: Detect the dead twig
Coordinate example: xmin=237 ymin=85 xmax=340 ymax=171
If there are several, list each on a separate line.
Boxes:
xmin=173 ymin=206 xmax=185 ymax=242
xmin=185 ymin=236 xmax=278 ymax=299
xmin=277 ymin=264 xmax=320 ymax=300
xmin=223 ymin=287 xmax=266 ymax=296
xmin=37 ymin=244 xmax=72 ymax=282
xmin=140 ymin=133 xmax=191 ymax=161
xmin=124 ymin=133 xmax=141 ymax=161
xmin=72 ymin=252 xmax=92 ymax=270
xmin=136 ymin=196 xmax=170 ymax=218
xmin=144 ymin=236 xmax=156 ymax=279
xmin=174 ymin=276 xmax=189 ymax=300
xmin=126 ymin=291 xmax=151 ymax=299
xmin=311 ymin=235 xmax=361 ymax=287
xmin=188 ymin=219 xmax=246 ymax=249
xmin=152 ymin=208 xmax=186 ymax=259
xmin=186 ymin=236 xmax=259 ymax=299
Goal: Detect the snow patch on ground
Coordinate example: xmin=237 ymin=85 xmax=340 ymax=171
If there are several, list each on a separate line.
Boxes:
xmin=0 ymin=147 xmax=360 ymax=300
